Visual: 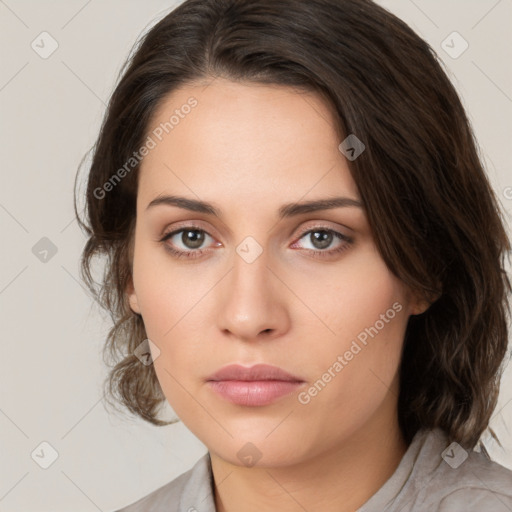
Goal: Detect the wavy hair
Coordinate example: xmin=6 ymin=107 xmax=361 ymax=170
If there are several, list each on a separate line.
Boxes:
xmin=75 ymin=0 xmax=511 ymax=449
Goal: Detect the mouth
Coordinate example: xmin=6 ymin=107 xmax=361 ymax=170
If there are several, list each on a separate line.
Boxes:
xmin=206 ymin=364 xmax=305 ymax=407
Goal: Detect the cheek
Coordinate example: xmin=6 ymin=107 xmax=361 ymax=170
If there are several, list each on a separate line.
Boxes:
xmin=294 ymin=243 xmax=409 ymax=344
xmin=294 ymin=306 xmax=407 ymax=445
xmin=296 ymin=248 xmax=409 ymax=408
xmin=131 ymin=244 xmax=215 ymax=402
xmin=132 ymin=241 xmax=205 ymax=338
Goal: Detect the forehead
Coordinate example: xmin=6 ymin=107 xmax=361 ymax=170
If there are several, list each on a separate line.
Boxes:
xmin=138 ymin=78 xmax=359 ymax=209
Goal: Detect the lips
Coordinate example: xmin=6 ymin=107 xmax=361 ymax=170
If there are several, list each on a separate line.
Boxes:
xmin=206 ymin=364 xmax=305 ymax=407
xmin=206 ymin=363 xmax=304 ymax=382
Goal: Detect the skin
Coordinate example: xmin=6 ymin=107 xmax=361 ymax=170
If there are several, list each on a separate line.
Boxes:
xmin=127 ymin=77 xmax=429 ymax=512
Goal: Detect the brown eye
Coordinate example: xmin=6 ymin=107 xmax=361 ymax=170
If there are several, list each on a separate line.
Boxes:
xmin=308 ymin=230 xmax=335 ymax=250
xmin=160 ymin=226 xmax=219 ymax=260
xmin=179 ymin=229 xmax=206 ymax=249
xmin=291 ymin=227 xmax=354 ymax=259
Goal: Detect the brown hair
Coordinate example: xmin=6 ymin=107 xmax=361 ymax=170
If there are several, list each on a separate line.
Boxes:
xmin=75 ymin=0 xmax=511 ymax=449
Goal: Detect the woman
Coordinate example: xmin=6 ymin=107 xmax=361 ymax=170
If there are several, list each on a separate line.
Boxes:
xmin=75 ymin=0 xmax=512 ymax=510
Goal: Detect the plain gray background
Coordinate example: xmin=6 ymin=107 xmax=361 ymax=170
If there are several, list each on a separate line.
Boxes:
xmin=1 ymin=1 xmax=511 ymax=511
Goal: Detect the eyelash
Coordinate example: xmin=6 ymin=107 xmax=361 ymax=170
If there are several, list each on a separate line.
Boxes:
xmin=159 ymin=224 xmax=354 ymax=260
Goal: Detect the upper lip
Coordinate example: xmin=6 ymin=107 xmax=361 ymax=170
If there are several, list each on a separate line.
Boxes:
xmin=206 ymin=364 xmax=304 ymax=382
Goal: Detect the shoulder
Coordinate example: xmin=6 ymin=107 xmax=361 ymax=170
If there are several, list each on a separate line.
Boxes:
xmin=431 ymin=450 xmax=512 ymax=511
xmin=437 ymin=487 xmax=512 ymax=512
xmin=114 ymin=469 xmax=191 ymax=512
xmin=414 ymin=429 xmax=512 ymax=511
xmin=359 ymin=428 xmax=512 ymax=512
xmin=114 ymin=453 xmax=212 ymax=512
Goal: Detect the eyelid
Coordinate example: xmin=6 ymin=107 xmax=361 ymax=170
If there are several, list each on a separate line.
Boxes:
xmin=159 ymin=220 xmax=217 ymax=239
xmin=293 ymin=220 xmax=353 ymax=238
xmin=159 ymin=219 xmax=352 ymax=243
xmin=290 ymin=226 xmax=353 ymax=252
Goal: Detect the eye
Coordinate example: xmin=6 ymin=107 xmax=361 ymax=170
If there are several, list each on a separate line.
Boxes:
xmin=160 ymin=225 xmax=219 ymax=259
xmin=159 ymin=224 xmax=354 ymax=260
xmin=291 ymin=227 xmax=353 ymax=258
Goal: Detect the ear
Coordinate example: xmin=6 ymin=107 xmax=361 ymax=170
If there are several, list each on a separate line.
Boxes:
xmin=409 ymin=296 xmax=431 ymax=316
xmin=409 ymin=288 xmax=441 ymax=316
xmin=126 ymin=277 xmax=141 ymax=315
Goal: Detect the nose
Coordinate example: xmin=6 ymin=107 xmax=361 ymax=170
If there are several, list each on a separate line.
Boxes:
xmin=216 ymin=246 xmax=291 ymax=342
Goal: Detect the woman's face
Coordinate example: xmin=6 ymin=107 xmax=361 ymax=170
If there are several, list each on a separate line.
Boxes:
xmin=128 ymin=78 xmax=425 ymax=467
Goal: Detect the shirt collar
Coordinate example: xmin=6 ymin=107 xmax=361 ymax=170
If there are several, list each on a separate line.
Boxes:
xmin=178 ymin=451 xmax=217 ymax=512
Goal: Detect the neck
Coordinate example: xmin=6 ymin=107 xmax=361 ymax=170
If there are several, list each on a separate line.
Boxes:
xmin=210 ymin=399 xmax=408 ymax=512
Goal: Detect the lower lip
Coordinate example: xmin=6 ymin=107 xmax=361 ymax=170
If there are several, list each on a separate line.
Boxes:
xmin=207 ymin=380 xmax=304 ymax=406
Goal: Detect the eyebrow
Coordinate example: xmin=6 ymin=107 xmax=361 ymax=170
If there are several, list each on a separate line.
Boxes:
xmin=145 ymin=194 xmax=363 ymax=220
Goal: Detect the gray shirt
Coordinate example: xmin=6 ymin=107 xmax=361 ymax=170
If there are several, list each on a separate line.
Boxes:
xmin=115 ymin=428 xmax=512 ymax=511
